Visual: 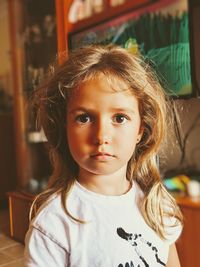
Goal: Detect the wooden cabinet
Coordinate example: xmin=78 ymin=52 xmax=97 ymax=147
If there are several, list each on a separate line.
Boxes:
xmin=176 ymin=197 xmax=200 ymax=267
xmin=7 ymin=0 xmax=57 ymax=241
xmin=7 ymin=191 xmax=34 ymax=243
xmin=0 ymin=113 xmax=17 ymax=206
xmin=0 ymin=1 xmax=17 ymax=205
xmin=8 ymin=0 xmax=57 ymax=190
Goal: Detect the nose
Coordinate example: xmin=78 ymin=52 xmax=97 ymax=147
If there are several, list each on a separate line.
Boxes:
xmin=93 ymin=118 xmax=111 ymax=145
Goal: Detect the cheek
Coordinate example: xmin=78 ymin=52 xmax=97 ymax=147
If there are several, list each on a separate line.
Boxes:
xmin=120 ymin=124 xmax=141 ymax=140
xmin=118 ymin=126 xmax=140 ymax=152
xmin=67 ymin=135 xmax=82 ymax=163
xmin=67 ymin=125 xmax=78 ymax=155
xmin=67 ymin=126 xmax=88 ymax=158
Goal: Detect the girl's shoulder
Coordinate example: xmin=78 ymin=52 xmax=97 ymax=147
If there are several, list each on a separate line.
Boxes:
xmin=25 ymin=191 xmax=73 ymax=254
xmin=27 ymin=192 xmax=71 ymax=251
xmin=30 ymin=192 xmax=68 ymax=232
xmin=30 ymin=183 xmax=89 ymax=230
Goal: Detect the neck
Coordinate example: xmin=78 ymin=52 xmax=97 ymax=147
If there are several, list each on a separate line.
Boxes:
xmin=77 ymin=167 xmax=131 ymax=196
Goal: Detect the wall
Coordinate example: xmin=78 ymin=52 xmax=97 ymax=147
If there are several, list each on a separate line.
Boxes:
xmin=161 ymin=97 xmax=200 ymax=178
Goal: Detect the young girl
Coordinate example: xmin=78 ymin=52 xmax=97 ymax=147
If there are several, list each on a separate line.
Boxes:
xmin=24 ymin=45 xmax=183 ymax=267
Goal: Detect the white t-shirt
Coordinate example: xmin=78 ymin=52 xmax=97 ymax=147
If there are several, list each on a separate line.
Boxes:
xmin=24 ymin=181 xmax=182 ymax=267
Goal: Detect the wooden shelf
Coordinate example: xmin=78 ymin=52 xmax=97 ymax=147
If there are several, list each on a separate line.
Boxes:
xmin=60 ymin=0 xmax=153 ymax=52
xmin=175 ymin=195 xmax=200 ymax=267
xmin=69 ymin=0 xmax=150 ymax=33
xmin=176 ymin=195 xmax=200 ymax=209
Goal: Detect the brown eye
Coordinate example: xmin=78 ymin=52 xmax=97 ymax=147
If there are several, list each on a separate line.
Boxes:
xmin=75 ymin=114 xmax=91 ymax=124
xmin=113 ymin=114 xmax=129 ymax=124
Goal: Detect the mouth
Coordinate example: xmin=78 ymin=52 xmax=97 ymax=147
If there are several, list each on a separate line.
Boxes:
xmin=90 ymin=152 xmax=115 ymax=161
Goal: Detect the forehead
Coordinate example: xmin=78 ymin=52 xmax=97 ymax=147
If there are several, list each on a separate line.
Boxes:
xmin=67 ymin=73 xmax=140 ymax=112
xmin=70 ymin=72 xmax=134 ymax=98
xmin=97 ymin=72 xmax=130 ymax=92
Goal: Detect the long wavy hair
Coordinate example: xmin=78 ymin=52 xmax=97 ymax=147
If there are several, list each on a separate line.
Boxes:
xmin=30 ymin=44 xmax=182 ymax=239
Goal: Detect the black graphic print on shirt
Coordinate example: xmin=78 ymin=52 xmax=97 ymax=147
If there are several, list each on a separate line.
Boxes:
xmin=118 ymin=261 xmax=138 ymax=267
xmin=118 ymin=261 xmax=140 ymax=267
xmin=116 ymin=227 xmax=166 ymax=267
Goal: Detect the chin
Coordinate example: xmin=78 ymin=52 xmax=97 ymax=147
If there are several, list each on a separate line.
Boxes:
xmin=84 ymin=166 xmax=124 ymax=176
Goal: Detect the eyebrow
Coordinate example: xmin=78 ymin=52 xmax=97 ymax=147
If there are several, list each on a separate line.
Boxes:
xmin=69 ymin=107 xmax=136 ymax=114
xmin=110 ymin=107 xmax=136 ymax=114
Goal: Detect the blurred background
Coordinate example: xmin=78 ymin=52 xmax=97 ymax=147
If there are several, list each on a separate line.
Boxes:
xmin=0 ymin=0 xmax=200 ymax=266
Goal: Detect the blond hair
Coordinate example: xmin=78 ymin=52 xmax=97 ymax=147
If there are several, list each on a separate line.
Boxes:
xmin=30 ymin=44 xmax=182 ymax=239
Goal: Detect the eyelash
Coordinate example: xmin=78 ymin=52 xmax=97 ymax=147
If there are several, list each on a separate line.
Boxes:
xmin=75 ymin=113 xmax=130 ymax=124
xmin=75 ymin=114 xmax=92 ymax=124
xmin=112 ymin=114 xmax=130 ymax=124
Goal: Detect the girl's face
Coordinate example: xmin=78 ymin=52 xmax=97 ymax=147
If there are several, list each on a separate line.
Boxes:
xmin=67 ymin=75 xmax=143 ymax=177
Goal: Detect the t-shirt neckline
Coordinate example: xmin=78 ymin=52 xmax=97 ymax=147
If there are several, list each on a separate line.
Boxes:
xmin=74 ymin=180 xmax=137 ymax=205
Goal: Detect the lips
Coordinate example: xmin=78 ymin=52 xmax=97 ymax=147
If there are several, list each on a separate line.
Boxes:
xmin=90 ymin=152 xmax=115 ymax=161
